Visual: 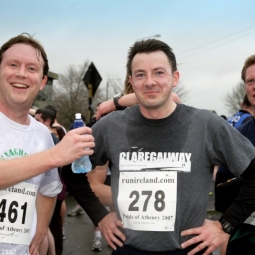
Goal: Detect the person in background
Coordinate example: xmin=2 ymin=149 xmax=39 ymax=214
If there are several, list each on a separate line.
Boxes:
xmin=29 ymin=105 xmax=39 ymax=117
xmin=35 ymin=108 xmax=59 ymax=142
xmin=67 ymin=112 xmax=104 ymax=252
xmin=52 ymin=126 xmax=66 ymax=141
xmin=34 ymin=108 xmax=67 ymax=255
xmin=45 ymin=104 xmax=67 ymax=133
xmin=67 ymin=113 xmax=87 ymax=218
xmin=221 ymin=55 xmax=255 ymax=254
xmin=52 ymin=126 xmax=68 ymax=241
xmin=214 ymin=94 xmax=253 ymax=254
xmin=52 ymin=126 xmax=67 ymax=240
xmin=226 ymin=94 xmax=253 ymax=127
xmin=0 ymin=33 xmax=95 ymax=255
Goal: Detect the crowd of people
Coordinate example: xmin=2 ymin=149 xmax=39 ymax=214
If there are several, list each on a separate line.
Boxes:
xmin=0 ymin=33 xmax=255 ymax=255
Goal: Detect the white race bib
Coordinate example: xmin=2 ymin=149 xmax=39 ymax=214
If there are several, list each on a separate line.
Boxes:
xmin=118 ymin=171 xmax=177 ymax=231
xmin=0 ymin=182 xmax=38 ymax=245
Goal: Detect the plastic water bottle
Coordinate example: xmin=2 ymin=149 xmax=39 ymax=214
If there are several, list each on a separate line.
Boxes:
xmin=71 ymin=113 xmax=92 ymax=173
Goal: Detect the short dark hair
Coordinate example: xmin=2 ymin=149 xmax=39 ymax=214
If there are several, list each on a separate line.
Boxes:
xmin=241 ymin=55 xmax=255 ymax=82
xmin=52 ymin=126 xmax=65 ymax=141
xmin=126 ymin=39 xmax=177 ymax=77
xmin=45 ymin=105 xmax=57 ymax=118
xmin=35 ymin=108 xmax=55 ymax=127
xmin=0 ymin=33 xmax=49 ymax=77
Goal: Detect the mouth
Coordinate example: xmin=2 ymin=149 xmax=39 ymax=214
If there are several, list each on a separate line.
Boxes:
xmin=12 ymin=83 xmax=29 ymax=89
xmin=144 ymin=90 xmax=159 ymax=96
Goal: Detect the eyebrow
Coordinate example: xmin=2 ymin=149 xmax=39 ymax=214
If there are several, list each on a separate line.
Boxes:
xmin=133 ymin=67 xmax=166 ymax=73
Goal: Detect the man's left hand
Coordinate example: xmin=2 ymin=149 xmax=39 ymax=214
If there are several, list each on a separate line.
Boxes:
xmin=29 ymin=232 xmax=46 ymax=255
xmin=181 ymin=219 xmax=230 ymax=255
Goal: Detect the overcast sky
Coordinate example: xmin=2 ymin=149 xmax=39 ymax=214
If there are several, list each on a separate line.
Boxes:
xmin=1 ymin=0 xmax=254 ymax=116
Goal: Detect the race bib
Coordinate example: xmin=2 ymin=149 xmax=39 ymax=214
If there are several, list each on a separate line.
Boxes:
xmin=0 ymin=182 xmax=38 ymax=245
xmin=118 ymin=171 xmax=177 ymax=231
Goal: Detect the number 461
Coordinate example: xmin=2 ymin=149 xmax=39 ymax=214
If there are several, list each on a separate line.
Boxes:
xmin=0 ymin=199 xmax=27 ymax=224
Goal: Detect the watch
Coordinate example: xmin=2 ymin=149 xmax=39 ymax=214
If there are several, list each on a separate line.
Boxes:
xmin=113 ymin=93 xmax=126 ymax=110
xmin=219 ymin=217 xmax=235 ymax=234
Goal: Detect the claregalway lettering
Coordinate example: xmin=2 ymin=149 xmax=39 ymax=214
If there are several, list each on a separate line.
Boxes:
xmin=119 ymin=152 xmax=191 ymax=163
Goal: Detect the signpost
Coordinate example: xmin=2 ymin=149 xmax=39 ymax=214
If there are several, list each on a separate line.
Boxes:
xmin=83 ymin=62 xmax=102 ymax=121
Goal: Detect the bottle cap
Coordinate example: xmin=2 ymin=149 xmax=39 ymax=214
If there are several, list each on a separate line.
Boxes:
xmin=75 ymin=113 xmax=82 ymax=119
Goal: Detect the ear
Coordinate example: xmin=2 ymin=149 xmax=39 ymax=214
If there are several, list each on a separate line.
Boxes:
xmin=39 ymin=75 xmax=48 ymax=91
xmin=129 ymin=75 xmax=134 ymax=90
xmin=172 ymin=70 xmax=180 ymax=88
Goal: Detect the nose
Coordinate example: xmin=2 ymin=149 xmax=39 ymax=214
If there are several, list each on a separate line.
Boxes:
xmin=16 ymin=66 xmax=27 ymax=78
xmin=145 ymin=74 xmax=156 ymax=86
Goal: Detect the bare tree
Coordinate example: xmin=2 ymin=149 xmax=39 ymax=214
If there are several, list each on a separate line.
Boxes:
xmin=52 ymin=61 xmax=90 ymax=129
xmin=92 ymin=78 xmax=124 ymax=107
xmin=223 ymin=81 xmax=246 ymax=115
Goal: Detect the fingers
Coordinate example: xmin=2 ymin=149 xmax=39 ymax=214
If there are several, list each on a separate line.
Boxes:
xmin=181 ymin=226 xmax=202 ymax=236
xmin=70 ymin=126 xmax=93 ymax=135
xmin=104 ymin=230 xmax=124 ymax=250
xmin=29 ymin=244 xmax=38 ymax=255
xmin=96 ymin=109 xmax=102 ymax=120
xmin=98 ymin=214 xmax=126 ymax=250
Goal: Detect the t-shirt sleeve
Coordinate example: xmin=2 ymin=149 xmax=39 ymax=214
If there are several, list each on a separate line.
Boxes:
xmin=89 ymin=119 xmax=109 ymax=169
xmin=211 ymin=116 xmax=255 ymax=177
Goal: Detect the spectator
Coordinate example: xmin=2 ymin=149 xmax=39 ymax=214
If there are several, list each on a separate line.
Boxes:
xmin=223 ymin=55 xmax=255 ymax=254
xmin=226 ymin=94 xmax=253 ymax=127
xmin=34 ymin=109 xmax=67 ymax=255
xmin=45 ymin=104 xmax=67 ymax=133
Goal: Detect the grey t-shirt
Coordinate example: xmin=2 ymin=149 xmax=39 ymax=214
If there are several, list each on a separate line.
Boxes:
xmin=91 ymin=104 xmax=255 ymax=251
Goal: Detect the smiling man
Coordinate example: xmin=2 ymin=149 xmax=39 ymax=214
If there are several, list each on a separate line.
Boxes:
xmin=0 ymin=33 xmax=95 ymax=255
xmin=63 ymin=39 xmax=255 ymax=255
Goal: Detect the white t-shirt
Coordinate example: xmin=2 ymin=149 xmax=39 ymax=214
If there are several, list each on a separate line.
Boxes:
xmin=0 ymin=112 xmax=62 ymax=254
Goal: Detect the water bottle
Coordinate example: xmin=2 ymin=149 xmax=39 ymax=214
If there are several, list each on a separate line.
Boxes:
xmin=71 ymin=113 xmax=92 ymax=173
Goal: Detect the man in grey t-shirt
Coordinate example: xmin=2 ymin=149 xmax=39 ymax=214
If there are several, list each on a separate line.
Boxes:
xmin=67 ymin=39 xmax=255 ymax=255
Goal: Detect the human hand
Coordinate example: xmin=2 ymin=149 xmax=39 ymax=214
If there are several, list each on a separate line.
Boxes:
xmin=98 ymin=212 xmax=126 ymax=250
xmin=29 ymin=232 xmax=45 ymax=255
xmin=96 ymin=100 xmax=116 ymax=120
xmin=52 ymin=126 xmax=95 ymax=167
xmin=181 ymin=219 xmax=230 ymax=255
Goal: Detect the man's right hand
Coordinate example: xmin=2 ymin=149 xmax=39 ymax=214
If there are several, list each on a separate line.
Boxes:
xmin=98 ymin=212 xmax=126 ymax=250
xmin=52 ymin=126 xmax=95 ymax=167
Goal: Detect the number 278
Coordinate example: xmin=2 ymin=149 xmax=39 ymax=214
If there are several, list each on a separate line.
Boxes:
xmin=128 ymin=190 xmax=165 ymax=212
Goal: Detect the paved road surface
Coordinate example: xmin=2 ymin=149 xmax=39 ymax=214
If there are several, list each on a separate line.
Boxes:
xmin=63 ymin=180 xmax=220 ymax=255
xmin=63 ymin=195 xmax=112 ymax=255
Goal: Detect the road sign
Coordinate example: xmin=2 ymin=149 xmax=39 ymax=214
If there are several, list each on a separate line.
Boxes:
xmin=83 ymin=62 xmax=102 ymax=98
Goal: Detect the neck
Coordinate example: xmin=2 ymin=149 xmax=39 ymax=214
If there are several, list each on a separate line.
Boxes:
xmin=140 ymin=101 xmax=177 ymax=119
xmin=0 ymin=104 xmax=30 ymax=125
